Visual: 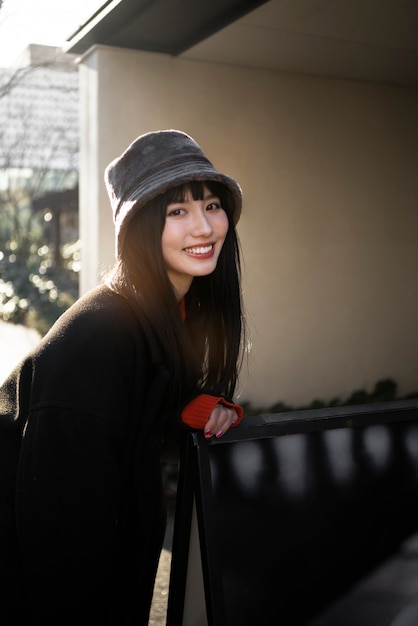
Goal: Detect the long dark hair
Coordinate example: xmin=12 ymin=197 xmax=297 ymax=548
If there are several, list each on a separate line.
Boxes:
xmin=106 ymin=180 xmax=245 ymax=404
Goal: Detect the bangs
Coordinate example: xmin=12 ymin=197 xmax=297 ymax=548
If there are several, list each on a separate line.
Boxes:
xmin=165 ymin=180 xmax=225 ymax=204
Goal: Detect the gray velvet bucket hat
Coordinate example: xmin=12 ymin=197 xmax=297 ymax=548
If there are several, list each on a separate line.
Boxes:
xmin=104 ymin=129 xmax=242 ymax=260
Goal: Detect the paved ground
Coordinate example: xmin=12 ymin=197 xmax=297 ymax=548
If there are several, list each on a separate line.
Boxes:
xmin=0 ymin=320 xmax=41 ymax=384
xmin=0 ymin=320 xmax=174 ymax=624
xmin=150 ymin=505 xmax=175 ymax=625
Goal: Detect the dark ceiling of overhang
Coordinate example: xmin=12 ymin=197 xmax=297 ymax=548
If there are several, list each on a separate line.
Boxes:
xmin=66 ymin=0 xmax=267 ymax=56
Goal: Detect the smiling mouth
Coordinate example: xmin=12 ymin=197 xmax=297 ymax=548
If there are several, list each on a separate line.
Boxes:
xmin=183 ymin=245 xmax=214 ymax=255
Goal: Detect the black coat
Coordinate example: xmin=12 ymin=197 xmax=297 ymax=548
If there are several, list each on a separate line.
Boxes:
xmin=0 ymin=284 xmax=182 ymax=624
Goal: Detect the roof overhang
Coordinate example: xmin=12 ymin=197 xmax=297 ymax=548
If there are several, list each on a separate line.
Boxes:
xmin=65 ymin=0 xmax=268 ymax=56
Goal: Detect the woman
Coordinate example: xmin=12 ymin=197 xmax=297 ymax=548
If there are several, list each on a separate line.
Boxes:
xmin=0 ymin=129 xmax=246 ymax=624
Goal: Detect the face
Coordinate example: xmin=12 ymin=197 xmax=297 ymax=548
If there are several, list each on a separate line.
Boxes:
xmin=162 ymin=184 xmax=229 ymax=299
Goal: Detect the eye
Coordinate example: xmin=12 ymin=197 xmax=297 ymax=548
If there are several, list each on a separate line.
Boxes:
xmin=206 ymin=200 xmax=222 ymax=211
xmin=167 ymin=207 xmax=185 ymax=217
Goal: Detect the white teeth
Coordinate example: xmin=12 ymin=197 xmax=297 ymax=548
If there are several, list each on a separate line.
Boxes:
xmin=184 ymin=245 xmax=212 ymax=254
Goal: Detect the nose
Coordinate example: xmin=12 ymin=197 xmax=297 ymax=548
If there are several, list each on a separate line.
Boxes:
xmin=191 ymin=208 xmax=213 ymax=237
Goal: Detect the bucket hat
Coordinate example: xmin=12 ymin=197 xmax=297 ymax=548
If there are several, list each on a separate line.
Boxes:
xmin=105 ymin=129 xmax=242 ymax=259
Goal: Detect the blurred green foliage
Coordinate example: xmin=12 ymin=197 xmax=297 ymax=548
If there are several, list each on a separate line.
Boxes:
xmin=0 ymin=235 xmax=79 ymax=336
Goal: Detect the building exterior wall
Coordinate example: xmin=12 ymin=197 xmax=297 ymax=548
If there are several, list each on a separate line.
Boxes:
xmin=78 ymin=45 xmax=418 ymax=407
xmin=0 ymin=45 xmax=79 ymax=171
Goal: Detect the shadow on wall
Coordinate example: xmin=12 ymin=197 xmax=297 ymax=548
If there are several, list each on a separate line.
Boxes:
xmin=241 ymin=379 xmax=418 ymax=417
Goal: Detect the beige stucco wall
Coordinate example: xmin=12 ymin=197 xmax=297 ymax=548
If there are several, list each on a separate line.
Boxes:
xmin=78 ymin=45 xmax=418 ymax=408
